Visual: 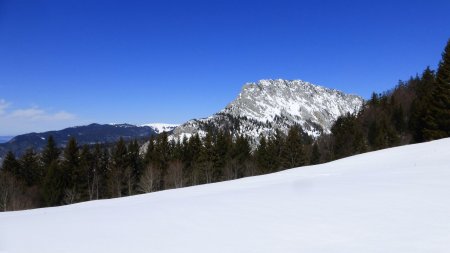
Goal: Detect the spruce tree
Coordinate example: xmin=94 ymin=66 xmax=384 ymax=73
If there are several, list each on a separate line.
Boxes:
xmin=97 ymin=144 xmax=110 ymax=199
xmin=282 ymin=125 xmax=306 ymax=169
xmin=39 ymin=136 xmax=61 ymax=204
xmin=79 ymin=145 xmax=93 ymax=200
xmin=62 ymin=137 xmax=80 ymax=203
xmin=144 ymin=135 xmax=156 ymax=166
xmin=199 ymin=132 xmax=215 ymax=183
xmin=155 ymin=132 xmax=170 ymax=190
xmin=42 ymin=161 xmax=65 ymax=206
xmin=110 ymin=138 xmax=127 ymax=197
xmin=392 ymin=104 xmax=406 ymax=133
xmin=41 ymin=136 xmax=60 ymax=168
xmin=2 ymin=151 xmax=20 ymax=175
xmin=255 ymin=135 xmax=269 ymax=174
xmin=267 ymin=130 xmax=284 ymax=172
xmin=19 ymin=148 xmax=41 ymax=186
xmin=127 ymin=140 xmax=143 ymax=194
xmin=185 ymin=134 xmax=202 ymax=185
xmin=212 ymin=131 xmax=230 ymax=181
xmin=220 ymin=132 xmax=248 ymax=180
xmin=424 ymin=39 xmax=450 ymax=139
xmin=409 ymin=67 xmax=436 ymax=142
xmin=436 ymin=39 xmax=450 ymax=89
xmin=310 ymin=143 xmax=321 ymax=165
xmin=231 ymin=135 xmax=251 ymax=178
xmin=331 ymin=113 xmax=365 ymax=159
xmin=41 ymin=137 xmax=70 ymax=206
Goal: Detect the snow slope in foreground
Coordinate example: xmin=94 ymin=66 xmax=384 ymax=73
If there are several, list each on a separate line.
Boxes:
xmin=1 ymin=139 xmax=450 ymax=253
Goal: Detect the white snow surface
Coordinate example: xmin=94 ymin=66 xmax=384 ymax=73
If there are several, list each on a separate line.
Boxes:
xmin=2 ymin=138 xmax=450 ymax=253
xmin=224 ymin=79 xmax=362 ymax=131
xmin=141 ymin=123 xmax=179 ymax=134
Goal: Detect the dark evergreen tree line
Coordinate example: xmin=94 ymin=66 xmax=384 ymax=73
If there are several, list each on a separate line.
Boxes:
xmin=329 ymin=39 xmax=450 ymax=158
xmin=0 ymin=125 xmax=321 ymax=210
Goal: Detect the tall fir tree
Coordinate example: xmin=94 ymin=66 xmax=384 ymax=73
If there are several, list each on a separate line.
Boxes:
xmin=144 ymin=135 xmax=156 ymax=166
xmin=40 ymin=136 xmax=62 ymax=204
xmin=1 ymin=151 xmax=20 ymax=176
xmin=61 ymin=137 xmax=80 ymax=203
xmin=230 ymin=135 xmax=251 ymax=178
xmin=185 ymin=134 xmax=202 ymax=185
xmin=155 ymin=132 xmax=170 ymax=190
xmin=79 ymin=145 xmax=93 ymax=200
xmin=310 ymin=143 xmax=321 ymax=165
xmin=42 ymin=161 xmax=65 ymax=206
xmin=212 ymin=131 xmax=230 ymax=181
xmin=41 ymin=135 xmax=60 ymax=168
xmin=199 ymin=132 xmax=215 ymax=183
xmin=110 ymin=138 xmax=128 ymax=197
xmin=424 ymin=39 xmax=450 ymax=139
xmin=127 ymin=140 xmax=143 ymax=195
xmin=331 ymin=113 xmax=365 ymax=159
xmin=19 ymin=148 xmax=41 ymax=186
xmin=255 ymin=135 xmax=269 ymax=174
xmin=97 ymin=144 xmax=110 ymax=199
xmin=282 ymin=125 xmax=307 ymax=169
xmin=266 ymin=130 xmax=284 ymax=172
xmin=409 ymin=67 xmax=436 ymax=142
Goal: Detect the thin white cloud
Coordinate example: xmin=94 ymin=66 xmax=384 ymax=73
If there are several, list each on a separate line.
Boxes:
xmin=0 ymin=99 xmax=78 ymax=135
xmin=49 ymin=111 xmax=76 ymax=121
xmin=0 ymin=99 xmax=10 ymax=115
xmin=9 ymin=107 xmax=47 ymax=119
xmin=8 ymin=107 xmax=75 ymax=121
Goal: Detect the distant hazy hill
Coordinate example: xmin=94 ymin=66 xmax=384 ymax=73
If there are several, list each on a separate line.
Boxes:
xmin=0 ymin=136 xmax=13 ymax=144
xmin=0 ymin=123 xmax=159 ymax=160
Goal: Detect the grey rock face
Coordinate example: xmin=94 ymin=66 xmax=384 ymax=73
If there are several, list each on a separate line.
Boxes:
xmin=171 ymin=79 xmax=363 ymax=142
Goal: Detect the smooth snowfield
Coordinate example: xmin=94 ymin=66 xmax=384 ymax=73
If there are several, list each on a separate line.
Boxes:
xmin=1 ymin=139 xmax=450 ymax=253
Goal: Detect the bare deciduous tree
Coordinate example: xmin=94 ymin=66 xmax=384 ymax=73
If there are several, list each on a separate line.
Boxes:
xmin=244 ymin=160 xmax=258 ymax=177
xmin=0 ymin=172 xmax=14 ymax=211
xmin=224 ymin=160 xmax=236 ymax=181
xmin=63 ymin=187 xmax=78 ymax=205
xmin=0 ymin=172 xmax=34 ymax=211
xmin=138 ymin=164 xmax=158 ymax=193
xmin=167 ymin=160 xmax=183 ymax=189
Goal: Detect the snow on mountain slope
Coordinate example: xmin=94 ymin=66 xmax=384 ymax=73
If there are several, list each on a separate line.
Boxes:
xmin=2 ymin=138 xmax=450 ymax=253
xmin=140 ymin=123 xmax=179 ymax=134
xmin=225 ymin=79 xmax=362 ymax=132
xmin=171 ymin=79 xmax=363 ymax=141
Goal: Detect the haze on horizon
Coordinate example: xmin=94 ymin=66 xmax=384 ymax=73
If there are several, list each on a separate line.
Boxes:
xmin=1 ymin=0 xmax=450 ymax=136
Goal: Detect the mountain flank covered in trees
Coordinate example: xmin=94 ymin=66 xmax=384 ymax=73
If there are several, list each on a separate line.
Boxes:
xmin=0 ymin=123 xmax=158 ymax=162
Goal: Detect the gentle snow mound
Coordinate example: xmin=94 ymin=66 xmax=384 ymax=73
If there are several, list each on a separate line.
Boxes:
xmin=1 ymin=138 xmax=450 ymax=253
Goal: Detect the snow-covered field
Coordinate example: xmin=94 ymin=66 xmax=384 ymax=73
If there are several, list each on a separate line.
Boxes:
xmin=1 ymin=138 xmax=450 ymax=253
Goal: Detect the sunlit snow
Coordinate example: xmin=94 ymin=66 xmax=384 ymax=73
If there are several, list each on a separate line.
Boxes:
xmin=1 ymin=139 xmax=449 ymax=252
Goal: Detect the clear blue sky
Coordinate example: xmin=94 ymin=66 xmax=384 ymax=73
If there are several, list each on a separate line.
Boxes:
xmin=1 ymin=0 xmax=450 ymax=135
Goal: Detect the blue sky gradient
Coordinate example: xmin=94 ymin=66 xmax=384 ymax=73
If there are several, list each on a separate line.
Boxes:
xmin=1 ymin=0 xmax=450 ymax=135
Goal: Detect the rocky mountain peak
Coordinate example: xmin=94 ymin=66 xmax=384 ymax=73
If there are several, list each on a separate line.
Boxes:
xmin=170 ymin=79 xmax=363 ymax=142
